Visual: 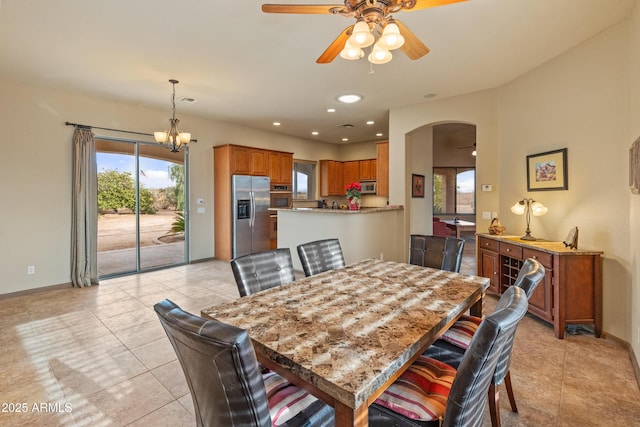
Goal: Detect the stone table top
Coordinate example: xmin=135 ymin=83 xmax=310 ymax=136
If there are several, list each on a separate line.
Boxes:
xmin=202 ymin=258 xmax=489 ymax=410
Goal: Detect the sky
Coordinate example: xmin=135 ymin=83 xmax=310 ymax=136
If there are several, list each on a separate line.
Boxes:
xmin=97 ymin=153 xmax=176 ymax=189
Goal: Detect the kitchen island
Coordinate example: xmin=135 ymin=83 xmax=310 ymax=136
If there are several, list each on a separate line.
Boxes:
xmin=276 ymin=206 xmax=404 ymax=271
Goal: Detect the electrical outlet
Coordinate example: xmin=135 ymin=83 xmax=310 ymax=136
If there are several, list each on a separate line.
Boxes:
xmin=27 ymin=265 xmax=35 ymax=275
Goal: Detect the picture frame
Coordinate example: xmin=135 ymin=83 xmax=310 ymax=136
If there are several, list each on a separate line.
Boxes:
xmin=526 ymin=148 xmax=568 ymax=191
xmin=630 ymin=136 xmax=640 ymax=194
xmin=412 ymin=174 xmax=425 ymax=198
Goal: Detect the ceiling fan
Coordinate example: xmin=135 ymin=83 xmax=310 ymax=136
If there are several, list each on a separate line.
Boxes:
xmin=457 ymin=142 xmax=477 ymax=156
xmin=261 ymin=0 xmax=467 ymax=64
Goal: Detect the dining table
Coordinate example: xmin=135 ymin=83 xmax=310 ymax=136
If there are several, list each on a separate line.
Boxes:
xmin=201 ymin=258 xmax=489 ymax=427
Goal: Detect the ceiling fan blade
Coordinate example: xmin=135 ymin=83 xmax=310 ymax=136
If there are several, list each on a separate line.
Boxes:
xmin=262 ymin=4 xmax=343 ymax=14
xmin=316 ymin=26 xmax=353 ymax=64
xmin=396 ymin=20 xmax=430 ymax=60
xmin=405 ymin=0 xmax=468 ymax=11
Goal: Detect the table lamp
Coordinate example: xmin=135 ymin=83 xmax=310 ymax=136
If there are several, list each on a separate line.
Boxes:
xmin=510 ymin=198 xmax=548 ymax=241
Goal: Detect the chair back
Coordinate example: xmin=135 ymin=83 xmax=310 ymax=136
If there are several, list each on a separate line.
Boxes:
xmin=490 ymin=257 xmax=546 ymax=387
xmin=296 ymin=238 xmax=345 ymax=277
xmin=443 ymin=286 xmax=528 ymax=427
xmin=230 ymin=248 xmax=295 ymax=297
xmin=154 ymin=299 xmax=272 ymax=427
xmin=513 ymin=257 xmax=546 ymax=298
xmin=409 ymin=234 xmax=465 ymax=273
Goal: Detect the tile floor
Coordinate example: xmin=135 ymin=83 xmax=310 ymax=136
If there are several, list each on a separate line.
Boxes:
xmin=1 ymin=247 xmax=639 ymax=426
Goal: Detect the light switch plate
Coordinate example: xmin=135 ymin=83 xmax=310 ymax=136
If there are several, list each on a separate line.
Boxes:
xmin=482 ymin=211 xmax=491 ymax=219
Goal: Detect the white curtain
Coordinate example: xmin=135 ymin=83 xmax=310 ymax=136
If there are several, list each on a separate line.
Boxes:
xmin=71 ymin=128 xmax=98 ymax=287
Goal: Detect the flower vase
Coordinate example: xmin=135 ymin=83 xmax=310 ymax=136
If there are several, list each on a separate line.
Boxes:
xmin=349 ymin=200 xmax=360 ymax=210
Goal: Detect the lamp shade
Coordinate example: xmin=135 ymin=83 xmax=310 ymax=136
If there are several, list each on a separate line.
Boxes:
xmin=380 ymin=21 xmax=405 ymax=50
xmin=340 ymin=40 xmax=364 ymax=60
xmin=510 ymin=201 xmax=526 ymax=215
xmin=350 ymin=19 xmax=374 ymax=48
xmin=368 ymin=41 xmax=392 ymax=64
xmin=531 ymin=201 xmax=548 ymax=216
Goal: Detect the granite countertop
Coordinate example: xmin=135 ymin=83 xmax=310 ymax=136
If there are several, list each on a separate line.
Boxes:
xmin=478 ymin=233 xmax=604 ymax=255
xmin=202 ymin=258 xmax=488 ymax=409
xmin=273 ymin=205 xmax=404 ymax=214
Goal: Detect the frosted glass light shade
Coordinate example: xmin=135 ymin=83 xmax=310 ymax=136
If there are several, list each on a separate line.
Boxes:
xmin=510 ymin=201 xmax=526 ymax=215
xmin=380 ymin=22 xmax=404 ymax=50
xmin=368 ymin=42 xmax=392 ymax=64
xmin=350 ymin=19 xmax=374 ymax=48
xmin=531 ymin=202 xmax=548 ymax=216
xmin=340 ymin=40 xmax=364 ymax=60
xmin=154 ymin=131 xmax=167 ymax=143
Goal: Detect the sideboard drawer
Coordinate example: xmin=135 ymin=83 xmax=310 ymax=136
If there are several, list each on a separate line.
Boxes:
xmin=500 ymin=242 xmax=523 ymax=259
xmin=478 ymin=237 xmax=499 ymax=252
xmin=523 ymin=248 xmax=553 ymax=269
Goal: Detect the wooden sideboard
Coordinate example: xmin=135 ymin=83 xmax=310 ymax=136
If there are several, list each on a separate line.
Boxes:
xmin=477 ymin=234 xmax=603 ymax=339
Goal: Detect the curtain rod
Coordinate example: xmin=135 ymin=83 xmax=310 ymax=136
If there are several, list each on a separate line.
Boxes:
xmin=65 ymin=121 xmax=197 ymax=142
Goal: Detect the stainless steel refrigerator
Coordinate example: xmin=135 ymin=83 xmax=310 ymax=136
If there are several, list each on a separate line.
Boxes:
xmin=232 ymin=175 xmax=271 ymax=258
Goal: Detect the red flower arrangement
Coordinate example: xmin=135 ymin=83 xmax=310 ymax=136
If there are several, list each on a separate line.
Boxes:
xmin=345 ymin=182 xmax=362 ymax=205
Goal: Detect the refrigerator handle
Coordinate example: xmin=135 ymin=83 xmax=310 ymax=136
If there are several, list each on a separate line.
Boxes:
xmin=249 ymin=191 xmax=255 ymax=228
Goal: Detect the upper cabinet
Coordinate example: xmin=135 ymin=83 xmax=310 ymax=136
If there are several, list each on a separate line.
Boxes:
xmin=230 ymin=145 xmax=269 ymax=176
xmin=319 ymin=160 xmax=344 ymax=196
xmin=376 ymin=142 xmax=389 ymax=197
xmin=269 ymin=151 xmax=293 ymax=185
xmin=359 ymin=159 xmax=377 ymax=181
xmin=343 ymin=161 xmax=360 ymax=186
xmin=223 ymin=144 xmax=292 ymax=183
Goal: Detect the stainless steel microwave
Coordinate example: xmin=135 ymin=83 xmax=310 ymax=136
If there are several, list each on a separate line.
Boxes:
xmin=361 ymin=181 xmax=377 ymax=194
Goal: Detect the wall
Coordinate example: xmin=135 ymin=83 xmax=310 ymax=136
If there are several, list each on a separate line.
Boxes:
xmin=628 ymin=3 xmax=640 ymax=364
xmin=498 ymin=21 xmax=630 ymax=342
xmin=0 ymin=77 xmax=339 ymax=295
xmin=388 ymin=89 xmax=500 ymax=247
xmin=388 ymin=16 xmax=635 ymax=345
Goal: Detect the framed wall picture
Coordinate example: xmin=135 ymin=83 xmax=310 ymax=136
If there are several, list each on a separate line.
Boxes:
xmin=630 ymin=136 xmax=640 ymax=194
xmin=412 ymin=174 xmax=425 ymax=198
xmin=526 ymin=148 xmax=568 ymax=191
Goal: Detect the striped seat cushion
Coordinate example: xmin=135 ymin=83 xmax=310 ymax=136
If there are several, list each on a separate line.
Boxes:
xmin=263 ymin=370 xmax=323 ymax=426
xmin=439 ymin=314 xmax=482 ymax=349
xmin=374 ymin=356 xmax=456 ymax=421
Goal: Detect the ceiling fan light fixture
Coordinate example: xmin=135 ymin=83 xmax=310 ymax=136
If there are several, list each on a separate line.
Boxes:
xmin=340 ymin=39 xmax=364 ymax=60
xmin=368 ymin=42 xmax=392 ymax=64
xmin=350 ymin=18 xmax=374 ymax=48
xmin=380 ymin=20 xmax=405 ymax=50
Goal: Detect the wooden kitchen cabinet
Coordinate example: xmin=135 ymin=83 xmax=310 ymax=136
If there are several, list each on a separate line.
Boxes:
xmin=343 ymin=161 xmax=360 ymax=187
xmin=476 ymin=234 xmax=603 ymax=339
xmin=319 ymin=160 xmax=344 ymax=196
xmin=229 ymin=145 xmax=269 ymax=176
xmin=359 ymin=159 xmax=376 ymax=181
xmin=376 ymin=141 xmax=389 ymax=196
xmin=269 ymin=151 xmax=293 ymax=185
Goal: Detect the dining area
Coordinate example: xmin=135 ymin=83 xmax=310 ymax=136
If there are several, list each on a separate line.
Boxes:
xmin=154 ymin=237 xmax=536 ymax=427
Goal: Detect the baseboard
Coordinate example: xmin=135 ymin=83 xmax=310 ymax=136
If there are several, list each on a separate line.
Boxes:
xmin=631 ymin=346 xmax=640 ymax=390
xmin=0 ymin=281 xmax=73 ymax=300
xmin=601 ymin=331 xmax=640 ymax=390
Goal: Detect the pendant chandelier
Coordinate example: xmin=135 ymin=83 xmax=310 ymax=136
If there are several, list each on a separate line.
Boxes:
xmin=154 ymin=79 xmax=191 ymax=153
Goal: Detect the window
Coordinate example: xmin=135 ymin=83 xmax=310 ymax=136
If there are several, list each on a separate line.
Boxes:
xmin=293 ymin=160 xmax=316 ymax=200
xmin=433 ymin=167 xmax=475 ymax=214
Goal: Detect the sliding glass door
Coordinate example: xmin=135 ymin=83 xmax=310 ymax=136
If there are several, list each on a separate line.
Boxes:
xmin=96 ymin=138 xmax=188 ymax=277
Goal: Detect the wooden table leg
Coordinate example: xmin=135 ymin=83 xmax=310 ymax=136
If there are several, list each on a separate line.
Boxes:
xmin=469 ymin=292 xmax=485 ymax=318
xmin=334 ymin=401 xmax=368 ymax=427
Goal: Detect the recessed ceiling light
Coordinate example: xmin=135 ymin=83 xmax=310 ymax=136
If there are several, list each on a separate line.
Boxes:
xmin=336 ymin=94 xmax=362 ymax=104
xmin=179 ymin=96 xmax=198 ymax=103
xmin=342 ymin=138 xmax=349 ymax=142
xmin=311 ymin=131 xmax=319 ymax=136
xmin=327 ymin=108 xmax=336 ymax=113
xmin=366 ymin=120 xmax=374 ymax=125
xmin=376 ymin=132 xmax=384 ymax=137
xmin=273 ymin=122 xmax=281 ymax=126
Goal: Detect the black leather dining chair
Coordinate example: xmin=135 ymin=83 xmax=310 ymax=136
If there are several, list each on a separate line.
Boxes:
xmin=154 ymin=299 xmax=335 ymax=427
xmin=369 ymin=286 xmax=528 ymax=427
xmin=427 ymin=258 xmax=546 ymax=427
xmin=296 ymin=238 xmax=345 ymax=277
xmin=408 ymin=234 xmax=465 ymax=273
xmin=230 ymin=248 xmax=295 ymax=297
